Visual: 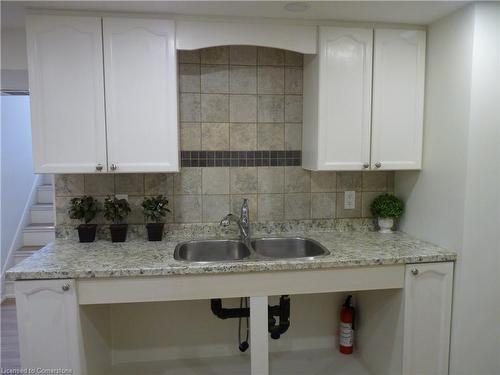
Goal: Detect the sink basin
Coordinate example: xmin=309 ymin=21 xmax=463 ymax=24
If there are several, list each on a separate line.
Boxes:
xmin=251 ymin=237 xmax=329 ymax=259
xmin=174 ymin=240 xmax=251 ymax=262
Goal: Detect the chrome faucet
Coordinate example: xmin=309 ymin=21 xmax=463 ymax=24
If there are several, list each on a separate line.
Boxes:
xmin=219 ymin=198 xmax=250 ymax=242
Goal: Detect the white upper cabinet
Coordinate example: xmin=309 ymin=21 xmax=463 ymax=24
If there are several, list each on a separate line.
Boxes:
xmin=102 ymin=18 xmax=178 ymax=173
xmin=27 ymin=15 xmax=179 ymax=173
xmin=303 ymin=26 xmax=425 ymax=171
xmin=26 ymin=15 xmax=107 ymax=173
xmin=371 ymin=29 xmax=426 ymax=170
xmin=303 ymin=27 xmax=373 ymax=170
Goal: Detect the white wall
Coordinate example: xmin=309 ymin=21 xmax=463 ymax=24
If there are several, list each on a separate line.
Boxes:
xmin=1 ymin=28 xmax=27 ymax=70
xmin=0 ymin=95 xmax=35 ymax=269
xmin=458 ymin=5 xmax=500 ymax=375
xmin=396 ymin=3 xmax=500 ymax=374
xmin=1 ymin=27 xmax=28 ymax=90
xmin=395 ymin=5 xmax=474 ymax=251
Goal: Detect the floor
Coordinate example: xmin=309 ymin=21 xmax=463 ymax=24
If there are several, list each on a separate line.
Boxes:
xmin=1 ymin=299 xmax=20 ymax=369
xmin=111 ymin=349 xmax=371 ymax=375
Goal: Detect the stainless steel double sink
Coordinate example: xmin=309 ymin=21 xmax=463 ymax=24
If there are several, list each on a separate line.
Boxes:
xmin=174 ymin=237 xmax=329 ymax=263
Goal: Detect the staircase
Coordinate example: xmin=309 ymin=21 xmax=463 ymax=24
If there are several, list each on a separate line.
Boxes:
xmin=3 ymin=175 xmax=55 ymax=298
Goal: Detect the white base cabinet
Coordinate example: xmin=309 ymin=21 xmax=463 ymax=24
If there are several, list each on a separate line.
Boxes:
xmin=14 ymin=262 xmax=453 ymax=375
xmin=403 ymin=262 xmax=454 ymax=375
xmin=15 ymin=279 xmax=83 ymax=372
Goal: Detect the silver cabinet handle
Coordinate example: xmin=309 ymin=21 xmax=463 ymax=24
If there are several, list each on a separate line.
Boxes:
xmin=363 ymin=163 xmax=369 ymax=169
xmin=96 ymin=164 xmax=103 ymax=172
xmin=411 ymin=268 xmax=419 ymax=276
xmin=375 ymin=162 xmax=382 ymax=168
xmin=110 ymin=164 xmax=117 ymax=171
xmin=62 ymin=283 xmax=70 ymax=291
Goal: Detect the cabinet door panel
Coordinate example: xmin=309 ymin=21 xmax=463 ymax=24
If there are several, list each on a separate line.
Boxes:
xmin=403 ymin=262 xmax=453 ymax=375
xmin=26 ymin=15 xmax=107 ymax=173
xmin=318 ymin=27 xmax=372 ymax=170
xmin=103 ymin=18 xmax=179 ymax=173
xmin=372 ymin=29 xmax=426 ymax=170
xmin=15 ymin=280 xmax=82 ymax=371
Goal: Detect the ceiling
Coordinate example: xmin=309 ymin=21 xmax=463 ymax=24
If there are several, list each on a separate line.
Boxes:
xmin=2 ymin=1 xmax=470 ymax=29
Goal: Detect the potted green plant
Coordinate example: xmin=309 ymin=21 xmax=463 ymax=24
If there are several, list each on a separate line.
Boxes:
xmin=371 ymin=194 xmax=404 ymax=233
xmin=68 ymin=195 xmax=101 ymax=242
xmin=103 ymin=196 xmax=131 ymax=242
xmin=142 ymin=195 xmax=171 ymax=241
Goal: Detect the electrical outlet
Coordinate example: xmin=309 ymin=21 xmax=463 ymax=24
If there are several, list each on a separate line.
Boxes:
xmin=115 ymin=194 xmax=128 ymax=201
xmin=344 ymin=191 xmax=356 ymax=209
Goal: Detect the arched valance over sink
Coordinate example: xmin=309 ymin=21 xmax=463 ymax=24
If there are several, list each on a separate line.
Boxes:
xmin=176 ymin=20 xmax=317 ymax=53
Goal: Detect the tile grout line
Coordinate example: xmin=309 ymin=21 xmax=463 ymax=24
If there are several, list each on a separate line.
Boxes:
xmin=198 ymin=55 xmax=205 ymax=223
xmin=256 ymin=48 xmax=261 ymax=221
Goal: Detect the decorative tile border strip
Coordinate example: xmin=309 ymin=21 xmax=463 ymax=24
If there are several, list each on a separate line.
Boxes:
xmin=180 ymin=151 xmax=301 ymax=167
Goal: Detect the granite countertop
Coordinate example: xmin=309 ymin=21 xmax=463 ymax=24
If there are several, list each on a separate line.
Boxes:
xmin=6 ymin=230 xmax=456 ymax=280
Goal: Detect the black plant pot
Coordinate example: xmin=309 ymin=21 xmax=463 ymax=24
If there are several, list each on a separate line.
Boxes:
xmin=146 ymin=223 xmax=164 ymax=241
xmin=110 ymin=224 xmax=128 ymax=242
xmin=77 ymin=224 xmax=97 ymax=243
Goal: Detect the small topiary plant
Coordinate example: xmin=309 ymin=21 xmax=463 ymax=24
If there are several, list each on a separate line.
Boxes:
xmin=370 ymin=194 xmax=404 ymax=218
xmin=69 ymin=196 xmax=100 ymax=224
xmin=68 ymin=196 xmax=101 ymax=242
xmin=103 ymin=196 xmax=131 ymax=242
xmin=142 ymin=195 xmax=170 ymax=241
xmin=142 ymin=195 xmax=171 ymax=223
xmin=371 ymin=194 xmax=404 ymax=233
xmin=103 ymin=196 xmax=131 ymax=224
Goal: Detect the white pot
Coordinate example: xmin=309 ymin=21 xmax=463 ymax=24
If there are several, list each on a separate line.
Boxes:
xmin=378 ymin=217 xmax=394 ymax=233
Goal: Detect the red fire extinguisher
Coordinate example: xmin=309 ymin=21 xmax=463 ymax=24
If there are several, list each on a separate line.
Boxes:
xmin=339 ymin=295 xmax=355 ymax=355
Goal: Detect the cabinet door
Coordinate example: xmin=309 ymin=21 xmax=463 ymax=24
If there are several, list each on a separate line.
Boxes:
xmin=371 ymin=29 xmax=426 ymax=170
xmin=15 ymin=280 xmax=83 ymax=372
xmin=26 ymin=15 xmax=107 ymax=173
xmin=318 ymin=27 xmax=373 ymax=170
xmin=103 ymin=18 xmax=179 ymax=173
xmin=403 ymin=262 xmax=453 ymax=375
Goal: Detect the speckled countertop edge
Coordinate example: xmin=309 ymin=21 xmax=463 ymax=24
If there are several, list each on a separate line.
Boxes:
xmin=6 ymin=230 xmax=456 ymax=281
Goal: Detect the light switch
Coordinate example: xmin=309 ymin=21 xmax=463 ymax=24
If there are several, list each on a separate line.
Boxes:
xmin=344 ymin=191 xmax=356 ymax=209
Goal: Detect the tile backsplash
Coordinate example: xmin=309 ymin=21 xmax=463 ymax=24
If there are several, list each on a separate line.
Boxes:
xmin=55 ymin=170 xmax=394 ymax=227
xmin=54 ymin=46 xmax=394 ymax=232
xmin=178 ymin=46 xmax=303 ymax=156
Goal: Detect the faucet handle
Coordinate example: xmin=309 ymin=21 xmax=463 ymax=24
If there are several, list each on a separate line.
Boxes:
xmin=219 ymin=213 xmax=234 ymax=227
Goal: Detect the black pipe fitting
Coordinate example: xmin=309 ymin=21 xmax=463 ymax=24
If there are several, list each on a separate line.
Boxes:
xmin=210 ymin=296 xmax=291 ymax=340
xmin=268 ymin=295 xmax=290 ymax=339
xmin=210 ymin=299 xmax=250 ymax=319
